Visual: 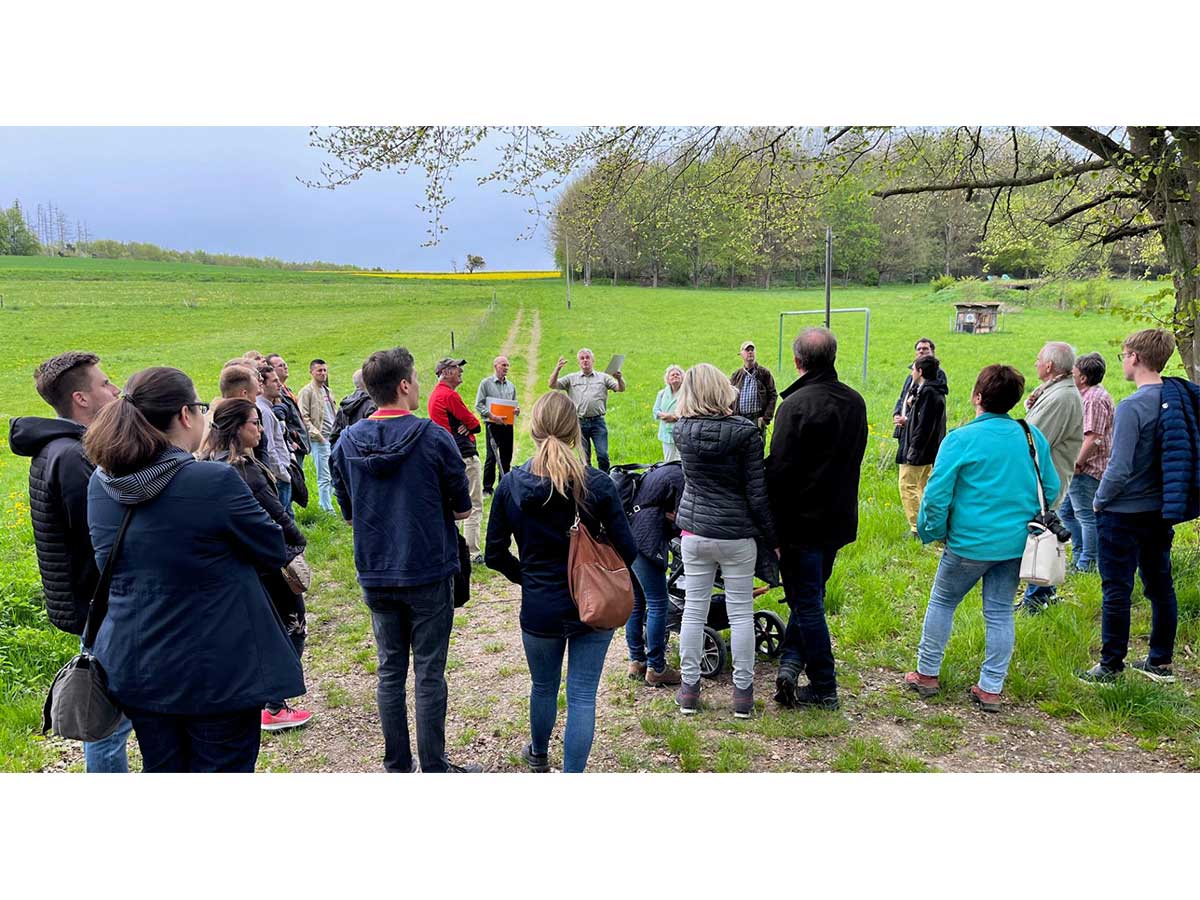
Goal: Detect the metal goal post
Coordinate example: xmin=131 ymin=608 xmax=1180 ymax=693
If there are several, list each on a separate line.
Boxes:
xmin=777 ymin=307 xmax=871 ymax=384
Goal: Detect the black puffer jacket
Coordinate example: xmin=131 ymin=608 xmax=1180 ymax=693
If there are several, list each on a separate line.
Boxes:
xmin=9 ymin=416 xmax=97 ymax=634
xmin=673 ymin=415 xmax=777 ymax=545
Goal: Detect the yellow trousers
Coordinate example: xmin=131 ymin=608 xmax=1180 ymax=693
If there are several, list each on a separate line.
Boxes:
xmin=898 ymin=464 xmax=932 ymax=532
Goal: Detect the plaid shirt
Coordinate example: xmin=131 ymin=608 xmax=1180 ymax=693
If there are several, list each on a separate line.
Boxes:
xmin=736 ymin=367 xmax=761 ymax=417
xmin=1078 ymin=383 xmax=1115 ymax=480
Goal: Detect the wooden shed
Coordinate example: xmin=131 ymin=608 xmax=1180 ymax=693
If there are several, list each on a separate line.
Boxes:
xmin=953 ymin=302 xmax=1002 ymax=334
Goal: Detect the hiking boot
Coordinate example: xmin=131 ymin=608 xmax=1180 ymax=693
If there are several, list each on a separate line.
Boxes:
xmin=793 ymin=684 xmax=840 ymax=711
xmin=969 ymin=685 xmax=1002 ymax=714
xmin=904 ymin=671 xmax=940 ymax=699
xmin=732 ymin=684 xmax=754 ymax=719
xmin=645 ymin=665 xmax=681 ymax=687
xmin=471 ymin=553 xmax=485 ymax=566
xmin=445 ymin=761 xmax=485 ymax=773
xmin=1129 ymin=658 xmax=1176 ymax=683
xmin=521 ymin=743 xmax=551 ymax=773
xmin=628 ymin=660 xmax=648 ymax=680
xmin=260 ymin=703 xmax=314 ymax=732
xmin=774 ymin=669 xmax=798 ymax=708
xmin=1077 ymin=663 xmax=1120 ymax=684
xmin=675 ymin=680 xmax=700 ymax=714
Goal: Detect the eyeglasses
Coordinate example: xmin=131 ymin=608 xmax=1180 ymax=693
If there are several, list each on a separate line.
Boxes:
xmin=189 ymin=401 xmax=210 ymax=414
xmin=1117 ymin=351 xmax=1136 ymax=361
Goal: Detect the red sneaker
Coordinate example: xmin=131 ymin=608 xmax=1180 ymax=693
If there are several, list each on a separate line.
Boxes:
xmin=261 ymin=704 xmax=314 ymax=732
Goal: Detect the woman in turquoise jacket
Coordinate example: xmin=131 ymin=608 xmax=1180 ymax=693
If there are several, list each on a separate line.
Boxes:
xmin=905 ymin=364 xmax=1059 ymax=713
xmin=653 ymin=364 xmax=684 ymax=461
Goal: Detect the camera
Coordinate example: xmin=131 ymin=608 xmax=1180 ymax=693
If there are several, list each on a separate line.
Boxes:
xmin=1032 ymin=510 xmax=1072 ymax=543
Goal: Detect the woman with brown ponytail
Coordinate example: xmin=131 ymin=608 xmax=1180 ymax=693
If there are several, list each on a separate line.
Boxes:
xmin=198 ymin=398 xmax=314 ymax=732
xmin=84 ymin=367 xmax=305 ymax=772
xmin=485 ymin=391 xmax=637 ymax=772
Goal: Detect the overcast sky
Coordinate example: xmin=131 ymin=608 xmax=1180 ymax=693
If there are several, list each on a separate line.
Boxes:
xmin=1 ymin=127 xmax=557 ymax=270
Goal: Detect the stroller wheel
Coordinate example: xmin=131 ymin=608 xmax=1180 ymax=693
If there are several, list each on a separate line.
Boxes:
xmin=700 ymin=626 xmax=727 ymax=679
xmin=754 ymin=610 xmax=786 ymax=659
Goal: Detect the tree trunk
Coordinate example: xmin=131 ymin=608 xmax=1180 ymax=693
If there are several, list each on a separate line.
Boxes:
xmin=730 ymin=264 xmax=736 ymax=290
xmin=652 ymin=257 xmax=659 ymax=288
xmin=584 ymin=257 xmax=591 ymax=287
xmin=944 ymin=223 xmax=952 ymax=276
xmin=765 ymin=268 xmax=772 ymax=290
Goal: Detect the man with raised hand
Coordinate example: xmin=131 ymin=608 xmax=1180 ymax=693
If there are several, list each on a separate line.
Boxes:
xmin=549 ymin=347 xmax=625 ymax=472
xmin=428 ymin=358 xmax=484 ymax=563
xmin=10 ymin=351 xmax=132 ymax=772
xmin=331 ymin=347 xmax=482 ymax=773
xmin=298 ymin=359 xmax=337 ymax=512
xmin=475 ymin=355 xmax=518 ymax=495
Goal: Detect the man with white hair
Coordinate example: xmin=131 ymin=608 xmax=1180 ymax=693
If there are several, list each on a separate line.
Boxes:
xmin=1020 ymin=340 xmax=1084 ymax=613
xmin=475 ymin=355 xmax=519 ymax=494
xmin=549 ymin=347 xmax=625 ymax=472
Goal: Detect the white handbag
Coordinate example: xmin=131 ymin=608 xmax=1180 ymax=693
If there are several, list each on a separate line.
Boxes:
xmin=1017 ymin=421 xmax=1066 ymax=586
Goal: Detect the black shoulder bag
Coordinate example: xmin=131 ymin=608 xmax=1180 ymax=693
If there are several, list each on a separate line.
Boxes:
xmin=42 ymin=507 xmax=135 ymax=742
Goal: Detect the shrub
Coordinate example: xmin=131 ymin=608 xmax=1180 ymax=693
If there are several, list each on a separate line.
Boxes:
xmin=930 ymin=274 xmax=955 ymax=293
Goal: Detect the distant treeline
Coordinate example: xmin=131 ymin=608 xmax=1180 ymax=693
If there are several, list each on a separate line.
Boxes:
xmin=1 ymin=199 xmax=369 ymax=272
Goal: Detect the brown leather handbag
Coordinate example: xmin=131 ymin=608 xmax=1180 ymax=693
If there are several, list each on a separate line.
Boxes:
xmin=567 ymin=513 xmax=634 ymax=629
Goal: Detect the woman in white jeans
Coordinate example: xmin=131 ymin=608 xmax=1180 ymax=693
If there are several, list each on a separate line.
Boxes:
xmin=671 ymin=364 xmax=777 ymax=718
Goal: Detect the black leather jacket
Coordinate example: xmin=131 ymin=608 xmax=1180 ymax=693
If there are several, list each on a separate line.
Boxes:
xmin=673 ymin=415 xmax=776 ymax=545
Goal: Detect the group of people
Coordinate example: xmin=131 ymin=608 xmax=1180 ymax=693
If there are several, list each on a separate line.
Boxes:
xmin=11 ymin=319 xmax=1197 ymax=773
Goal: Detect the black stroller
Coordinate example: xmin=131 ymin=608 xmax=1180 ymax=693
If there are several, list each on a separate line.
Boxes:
xmin=664 ymin=537 xmax=786 ymax=679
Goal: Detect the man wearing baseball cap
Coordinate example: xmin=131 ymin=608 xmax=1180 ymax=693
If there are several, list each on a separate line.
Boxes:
xmin=428 ymin=358 xmax=485 ymax=561
xmin=729 ymin=340 xmax=777 ymax=436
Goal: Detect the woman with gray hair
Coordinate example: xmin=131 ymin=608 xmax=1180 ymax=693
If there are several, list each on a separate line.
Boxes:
xmin=672 ymin=363 xmax=777 ymax=718
xmin=653 ymin=364 xmax=685 ymax=461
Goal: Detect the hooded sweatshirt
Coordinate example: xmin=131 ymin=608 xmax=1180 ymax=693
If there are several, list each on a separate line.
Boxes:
xmin=87 ymin=447 xmax=302 ymax=715
xmin=330 ymin=389 xmax=378 ymax=446
xmin=9 ymin=416 xmax=97 ymax=634
xmin=330 ymin=412 xmax=472 ymax=588
xmin=485 ymin=462 xmax=637 ymax=637
xmin=896 ymin=376 xmax=949 ymax=466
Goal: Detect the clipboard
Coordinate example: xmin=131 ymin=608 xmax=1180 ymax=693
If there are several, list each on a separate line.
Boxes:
xmin=603 ymin=354 xmax=624 ymax=376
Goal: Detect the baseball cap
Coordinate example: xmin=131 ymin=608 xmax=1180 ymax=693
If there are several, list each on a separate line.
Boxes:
xmin=435 ymin=357 xmax=467 ymax=375
xmin=740 ymin=340 xmax=756 ymax=351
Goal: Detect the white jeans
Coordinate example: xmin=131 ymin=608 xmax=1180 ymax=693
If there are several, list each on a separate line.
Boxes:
xmin=662 ymin=442 xmax=681 ymax=462
xmin=680 ymin=535 xmax=757 ymax=689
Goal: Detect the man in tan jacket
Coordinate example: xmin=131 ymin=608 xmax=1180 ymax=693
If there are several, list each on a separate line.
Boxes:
xmin=297 ymin=359 xmax=337 ymax=511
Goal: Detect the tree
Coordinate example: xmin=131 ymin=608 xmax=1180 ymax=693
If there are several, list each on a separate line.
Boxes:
xmin=0 ymin=201 xmax=41 ymax=255
xmin=465 ymin=254 xmax=485 ymax=273
xmin=305 ymin=126 xmax=1200 ymax=377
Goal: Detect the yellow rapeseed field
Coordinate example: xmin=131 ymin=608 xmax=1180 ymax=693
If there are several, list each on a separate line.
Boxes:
xmin=315 ymin=270 xmax=560 ymax=280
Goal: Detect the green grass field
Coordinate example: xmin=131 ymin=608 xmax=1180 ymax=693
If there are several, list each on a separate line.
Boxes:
xmin=3 ymin=256 xmax=1198 ymax=771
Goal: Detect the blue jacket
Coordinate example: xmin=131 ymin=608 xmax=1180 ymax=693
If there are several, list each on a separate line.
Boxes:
xmin=88 ymin=450 xmax=304 ymax=716
xmin=485 ymin=463 xmax=638 ymax=638
xmin=1158 ymin=377 xmax=1200 ymax=524
xmin=918 ymin=413 xmax=1060 ymax=561
xmin=331 ymin=413 xmax=472 ymax=587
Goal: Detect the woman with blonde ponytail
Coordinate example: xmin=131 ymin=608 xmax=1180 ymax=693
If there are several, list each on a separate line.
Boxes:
xmin=486 ymin=391 xmax=637 ymax=772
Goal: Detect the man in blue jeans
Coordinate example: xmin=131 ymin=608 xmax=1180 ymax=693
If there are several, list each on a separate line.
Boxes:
xmin=549 ymin=348 xmax=625 ymax=472
xmin=1080 ymin=328 xmax=1186 ymax=684
xmin=331 ymin=346 xmax=483 ymax=772
xmin=766 ymin=328 xmax=868 ymax=710
xmin=10 ymin=351 xmax=133 ymax=771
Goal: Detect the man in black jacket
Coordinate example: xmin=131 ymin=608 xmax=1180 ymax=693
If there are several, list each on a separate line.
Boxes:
xmin=9 ymin=351 xmax=133 ymax=771
xmin=892 ymin=337 xmax=947 ymax=438
xmin=765 ymin=328 xmax=868 ymax=710
xmin=331 ymin=368 xmax=378 ymax=446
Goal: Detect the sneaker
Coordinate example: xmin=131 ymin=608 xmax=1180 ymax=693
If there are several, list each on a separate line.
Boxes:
xmin=628 ymin=660 xmax=648 ymax=680
xmin=445 ymin=761 xmax=485 ymax=773
xmin=774 ymin=669 xmax=798 ymax=708
xmin=675 ymin=680 xmax=700 ymax=714
xmin=645 ymin=665 xmax=681 ymax=687
xmin=969 ymin=685 xmax=1002 ymax=714
xmin=1077 ymin=663 xmax=1120 ymax=684
xmin=521 ymin=743 xmax=550 ymax=773
xmin=261 ymin=703 xmax=314 ymax=732
xmin=732 ymin=684 xmax=754 ymax=719
xmin=904 ymin=671 xmax=940 ymax=699
xmin=471 ymin=553 xmax=485 ymax=566
xmin=1129 ymin=658 xmax=1176 ymax=683
xmin=793 ymin=684 xmax=840 ymax=710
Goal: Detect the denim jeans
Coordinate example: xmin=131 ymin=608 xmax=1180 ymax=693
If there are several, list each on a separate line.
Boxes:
xmin=916 ymin=549 xmax=1020 ymax=694
xmin=1060 ymin=473 xmax=1099 ymax=571
xmin=627 ymin=553 xmax=669 ymax=672
xmin=1097 ymin=510 xmax=1177 ymax=671
xmin=124 ymin=707 xmax=261 ymax=772
xmin=277 ymin=480 xmax=294 ymax=520
xmin=312 ymin=439 xmax=334 ymax=511
xmin=680 ymin=535 xmax=757 ymax=689
xmin=84 ymin=716 xmax=133 ymax=773
xmin=778 ymin=544 xmax=840 ymax=694
xmin=364 ymin=578 xmax=455 ymax=772
xmin=579 ymin=415 xmax=610 ymax=472
xmin=522 ymin=627 xmax=614 ymax=773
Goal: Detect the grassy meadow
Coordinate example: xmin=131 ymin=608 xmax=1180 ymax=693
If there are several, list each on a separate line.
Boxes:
xmin=2 ymin=256 xmax=1197 ymax=772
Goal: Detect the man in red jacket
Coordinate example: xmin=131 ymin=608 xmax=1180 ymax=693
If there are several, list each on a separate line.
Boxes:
xmin=428 ymin=358 xmax=484 ymax=562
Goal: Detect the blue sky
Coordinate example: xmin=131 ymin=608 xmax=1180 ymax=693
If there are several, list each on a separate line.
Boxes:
xmin=0 ymin=127 xmax=557 ymax=270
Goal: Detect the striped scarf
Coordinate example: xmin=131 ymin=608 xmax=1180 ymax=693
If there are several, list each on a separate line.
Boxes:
xmin=97 ymin=447 xmax=192 ymax=504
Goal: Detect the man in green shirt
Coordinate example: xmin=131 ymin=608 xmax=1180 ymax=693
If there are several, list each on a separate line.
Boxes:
xmin=549 ymin=348 xmax=625 ymax=472
xmin=475 ymin=355 xmax=519 ymax=494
